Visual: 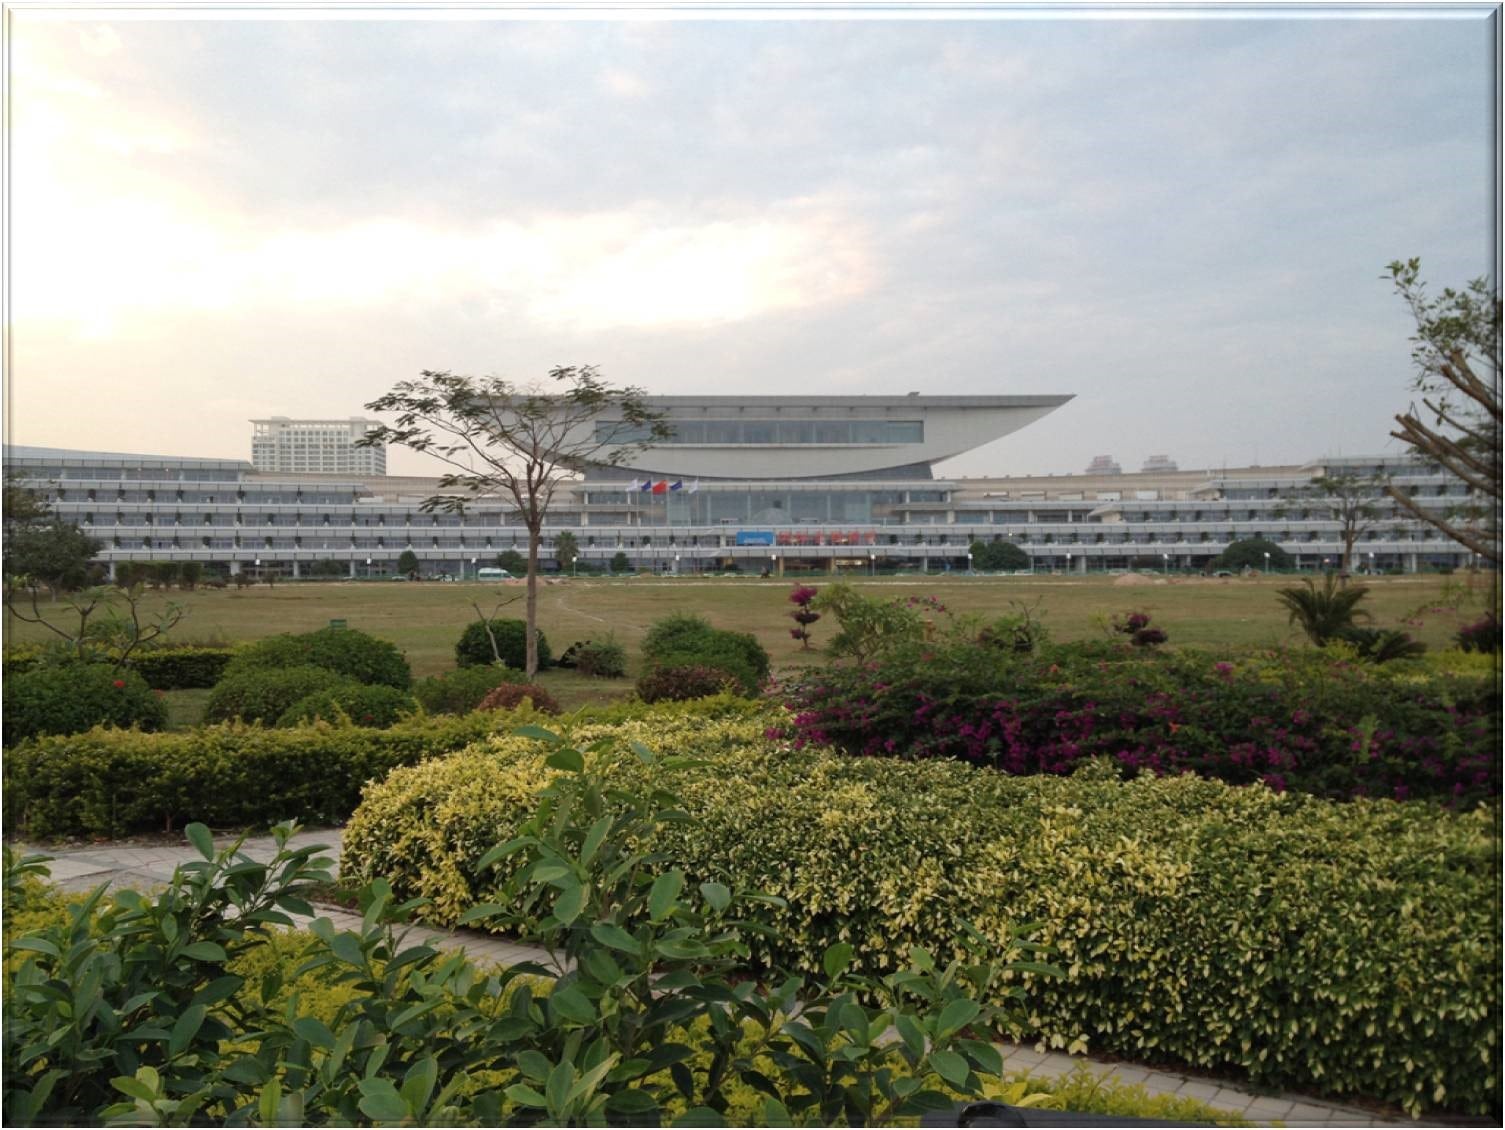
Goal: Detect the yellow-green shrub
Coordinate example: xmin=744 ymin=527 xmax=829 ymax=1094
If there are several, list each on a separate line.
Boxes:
xmin=343 ymin=709 xmax=1501 ymax=1117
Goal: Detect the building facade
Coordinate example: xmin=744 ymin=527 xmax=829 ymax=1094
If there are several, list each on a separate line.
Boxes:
xmin=250 ymin=418 xmax=387 ymax=475
xmin=3 ymin=394 xmax=1488 ymax=579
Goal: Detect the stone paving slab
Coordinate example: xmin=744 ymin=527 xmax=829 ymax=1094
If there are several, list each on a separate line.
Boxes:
xmin=12 ymin=830 xmax=1448 ymax=1127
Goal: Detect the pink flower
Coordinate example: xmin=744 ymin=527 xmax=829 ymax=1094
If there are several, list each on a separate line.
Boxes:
xmin=112 ymin=679 xmax=126 ymax=689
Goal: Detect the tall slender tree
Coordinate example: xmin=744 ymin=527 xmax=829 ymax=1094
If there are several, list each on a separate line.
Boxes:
xmin=1385 ymin=259 xmax=1501 ymax=565
xmin=360 ymin=367 xmax=669 ymax=676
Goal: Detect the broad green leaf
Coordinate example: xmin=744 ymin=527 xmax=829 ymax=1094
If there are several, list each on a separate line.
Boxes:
xmin=894 ymin=1013 xmax=926 ymax=1058
xmin=546 ymin=746 xmax=586 ymax=773
xmin=185 ymin=823 xmax=215 ymax=861
xmin=189 ymin=975 xmax=244 ymax=1009
xmin=606 ymin=1089 xmax=659 ymax=1115
xmin=258 ymin=1079 xmax=282 ymax=1127
xmin=699 ymin=881 xmax=731 ymax=913
xmin=649 ymin=871 xmax=685 ymax=921
xmin=629 ymin=739 xmax=656 ymax=765
xmin=590 ymin=923 xmax=640 ymax=954
xmin=549 ymin=986 xmax=596 ymax=1025
xmin=513 ymin=724 xmax=561 ymax=744
xmin=457 ymin=902 xmax=510 ymax=926
xmin=476 ymin=837 xmax=533 ymax=871
xmin=930 ymin=1049 xmax=971 ymax=1088
xmin=179 ymin=941 xmax=228 ymax=962
xmin=673 ymin=1107 xmax=727 ymax=1126
xmin=553 ymin=881 xmax=586 ymax=925
xmin=545 ymin=1060 xmax=574 ymax=1116
xmin=937 ymin=998 xmax=981 ymax=1036
xmin=292 ymin=1017 xmax=335 ymax=1050
xmin=356 ymin=1078 xmax=410 ymax=1123
xmin=516 ymin=1050 xmax=552 ymax=1081
xmin=168 ymin=1005 xmax=205 ymax=1057
xmin=823 ymin=942 xmax=855 ymax=981
xmin=399 ymin=1057 xmax=438 ymax=1117
xmin=761 ymin=1097 xmax=795 ymax=1127
xmin=580 ymin=816 xmax=613 ymax=866
xmin=110 ymin=1074 xmax=158 ymax=1103
xmin=959 ymin=1039 xmax=1004 ymax=1077
xmin=506 ymin=1083 xmax=548 ymax=1108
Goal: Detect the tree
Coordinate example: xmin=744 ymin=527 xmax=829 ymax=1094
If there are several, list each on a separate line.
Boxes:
xmin=1214 ymin=537 xmax=1292 ymax=572
xmin=554 ymin=531 xmax=579 ymax=574
xmin=969 ymin=539 xmax=1030 ymax=572
xmin=3 ymin=476 xmax=102 ymax=595
xmin=361 ymin=366 xmax=669 ymax=676
xmin=1385 ymin=259 xmax=1501 ymax=564
xmin=611 ymin=551 xmax=631 ymax=575
xmin=1275 ymin=472 xmax=1385 ymax=574
xmin=495 ymin=549 xmax=527 ymax=574
xmin=396 ymin=549 xmax=421 ymax=579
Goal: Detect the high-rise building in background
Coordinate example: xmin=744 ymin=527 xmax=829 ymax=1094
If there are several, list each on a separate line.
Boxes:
xmin=1140 ymin=455 xmax=1179 ymax=473
xmin=250 ymin=418 xmax=386 ymax=475
xmin=1085 ymin=454 xmax=1122 ymax=475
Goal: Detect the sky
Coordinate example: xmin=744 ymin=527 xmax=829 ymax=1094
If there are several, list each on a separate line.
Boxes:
xmin=5 ymin=3 xmax=1498 ymax=480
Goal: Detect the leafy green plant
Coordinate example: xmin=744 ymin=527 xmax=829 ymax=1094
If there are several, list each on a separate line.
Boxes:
xmin=203 ymin=665 xmax=357 ymax=726
xmin=413 ymin=665 xmax=520 ymax=714
xmin=636 ymin=664 xmax=745 ymax=704
xmin=277 ymin=684 xmax=420 ymax=728
xmin=2 ymin=663 xmax=167 ymax=746
xmin=570 ymin=637 xmax=628 ymax=678
xmin=814 ymin=583 xmax=930 ymax=662
xmin=1275 ymin=573 xmax=1372 ymax=645
xmin=220 ymin=626 xmax=412 ymax=689
xmin=1333 ymin=626 xmax=1427 ymax=663
xmin=126 ymin=645 xmax=236 ymax=689
xmin=456 ymin=617 xmax=552 ymax=670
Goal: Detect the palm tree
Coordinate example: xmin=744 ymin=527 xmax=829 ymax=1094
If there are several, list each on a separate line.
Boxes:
xmin=1275 ymin=573 xmax=1372 ymax=646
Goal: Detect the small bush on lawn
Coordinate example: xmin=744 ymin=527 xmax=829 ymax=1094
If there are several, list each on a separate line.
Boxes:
xmin=343 ymin=708 xmax=1500 ymax=1118
xmin=642 ymin=613 xmax=770 ymax=681
xmin=126 ymin=645 xmax=235 ymax=689
xmin=1457 ymin=613 xmax=1502 ymax=653
xmin=475 ymin=682 xmax=561 ymax=715
xmin=277 ymin=684 xmax=419 ymax=729
xmin=568 ymin=638 xmax=628 ymax=678
xmin=636 ymin=664 xmax=744 ymax=703
xmin=219 ymin=626 xmax=411 ymax=689
xmin=455 ymin=618 xmax=551 ymax=670
xmin=3 ymin=663 xmax=167 ymax=746
xmin=203 ymin=665 xmax=356 ymax=726
xmin=413 ymin=665 xmax=520 ymax=714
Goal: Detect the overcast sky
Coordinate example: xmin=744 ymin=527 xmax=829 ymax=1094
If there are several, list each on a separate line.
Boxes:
xmin=6 ymin=4 xmax=1498 ymax=479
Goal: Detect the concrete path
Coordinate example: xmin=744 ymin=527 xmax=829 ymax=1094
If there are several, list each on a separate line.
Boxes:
xmin=14 ymin=829 xmax=1446 ymax=1128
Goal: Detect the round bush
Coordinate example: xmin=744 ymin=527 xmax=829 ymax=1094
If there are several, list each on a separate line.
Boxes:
xmin=278 ymin=684 xmax=419 ymax=728
xmin=455 ymin=619 xmax=551 ymax=670
xmin=475 ymin=682 xmax=561 ymax=715
xmin=636 ymin=664 xmax=743 ymax=704
xmin=204 ymin=665 xmax=356 ymax=726
xmin=642 ymin=613 xmax=716 ymax=660
xmin=3 ymin=663 xmax=167 ymax=746
xmin=572 ymin=639 xmax=628 ymax=679
xmin=220 ymin=627 xmax=411 ymax=689
xmin=413 ymin=666 xmax=520 ymax=714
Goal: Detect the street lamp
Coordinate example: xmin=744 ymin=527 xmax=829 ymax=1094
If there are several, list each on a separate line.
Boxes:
xmin=869 ymin=552 xmax=875 ymax=577
xmin=770 ymin=553 xmax=778 ymax=578
xmin=1367 ymin=551 xmax=1374 ymax=575
xmin=966 ymin=551 xmax=973 ymax=575
xmin=470 ymin=556 xmax=477 ymax=582
xmin=1263 ymin=551 xmax=1270 ymax=574
xmin=674 ymin=553 xmax=680 ymax=576
xmin=365 ymin=556 xmax=372 ymax=580
xmin=1163 ymin=553 xmax=1169 ymax=576
xmin=1065 ymin=552 xmax=1072 ymax=576
xmin=253 ymin=557 xmax=260 ymax=583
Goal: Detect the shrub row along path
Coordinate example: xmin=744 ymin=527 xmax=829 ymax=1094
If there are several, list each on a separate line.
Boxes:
xmin=21 ymin=827 xmax=1444 ymax=1129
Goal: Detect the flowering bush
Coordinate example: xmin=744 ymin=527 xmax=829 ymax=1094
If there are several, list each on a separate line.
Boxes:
xmin=1111 ymin=610 xmax=1168 ymax=648
xmin=3 ymin=662 xmax=167 ymax=746
xmin=1457 ymin=613 xmax=1502 ymax=654
xmin=476 ymin=682 xmax=561 ymax=715
xmin=775 ymin=642 xmax=1500 ymax=807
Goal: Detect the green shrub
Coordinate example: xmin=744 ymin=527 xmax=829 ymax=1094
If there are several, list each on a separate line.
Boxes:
xmin=570 ymin=638 xmax=628 ymax=678
xmin=475 ymin=682 xmax=561 ymax=715
xmin=3 ymin=663 xmax=167 ymax=746
xmin=413 ymin=665 xmax=520 ymax=714
xmin=455 ymin=618 xmax=551 ymax=670
xmin=636 ymin=664 xmax=745 ymax=703
xmin=642 ymin=613 xmax=770 ymax=682
xmin=642 ymin=611 xmax=716 ymax=658
xmin=219 ymin=627 xmax=411 ymax=689
xmin=3 ymin=713 xmax=501 ymax=838
xmin=126 ymin=645 xmax=235 ymax=689
xmin=344 ymin=708 xmax=1501 ymax=1118
xmin=277 ymin=683 xmax=419 ymax=728
xmin=203 ymin=665 xmax=355 ymax=726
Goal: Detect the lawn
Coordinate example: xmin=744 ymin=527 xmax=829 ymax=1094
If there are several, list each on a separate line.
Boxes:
xmin=6 ymin=572 xmax=1479 ymax=688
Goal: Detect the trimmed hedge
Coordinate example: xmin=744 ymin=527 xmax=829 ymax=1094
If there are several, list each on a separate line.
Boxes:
xmin=220 ymin=627 xmax=411 ymax=689
xmin=2 ymin=713 xmax=504 ymax=838
xmin=636 ymin=664 xmax=746 ymax=703
xmin=2 ymin=663 xmax=167 ymax=746
xmin=127 ymin=646 xmax=236 ymax=689
xmin=475 ymin=682 xmax=561 ymax=715
xmin=0 ymin=697 xmax=754 ymax=840
xmin=455 ymin=618 xmax=551 ymax=670
xmin=343 ymin=709 xmax=1502 ymax=1118
xmin=204 ymin=665 xmax=356 ymax=726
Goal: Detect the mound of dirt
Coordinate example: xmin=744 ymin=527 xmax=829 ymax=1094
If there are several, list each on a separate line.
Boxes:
xmin=1113 ymin=572 xmax=1154 ymax=586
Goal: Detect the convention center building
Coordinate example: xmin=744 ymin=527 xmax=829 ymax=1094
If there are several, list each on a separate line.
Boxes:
xmin=2 ymin=395 xmax=1485 ymax=579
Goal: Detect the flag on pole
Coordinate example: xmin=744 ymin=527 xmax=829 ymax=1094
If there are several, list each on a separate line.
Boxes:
xmin=639 ymin=480 xmax=653 ymax=493
xmin=689 ymin=480 xmax=699 ymax=493
xmin=626 ymin=479 xmax=640 ymax=495
xmin=670 ymin=480 xmax=684 ymax=492
xmin=651 ymin=481 xmax=669 ymax=495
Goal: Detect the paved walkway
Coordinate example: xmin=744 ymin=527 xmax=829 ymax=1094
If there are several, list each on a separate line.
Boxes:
xmin=17 ymin=828 xmax=1445 ymax=1128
